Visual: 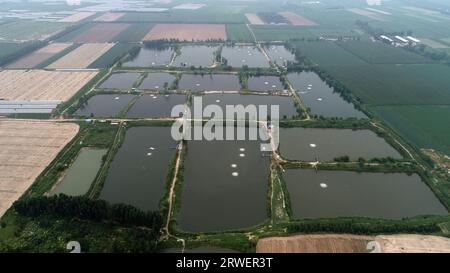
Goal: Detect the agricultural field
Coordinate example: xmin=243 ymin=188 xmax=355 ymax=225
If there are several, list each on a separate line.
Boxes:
xmin=226 ymin=24 xmax=254 ymax=42
xmin=143 ymin=24 xmax=227 ymax=41
xmin=245 ymin=13 xmax=264 ymax=25
xmin=251 ymin=25 xmax=316 ymax=42
xmin=47 ymin=43 xmax=114 ymax=69
xmin=0 ymin=70 xmax=98 ymax=101
xmin=371 ymin=105 xmax=450 ymax=155
xmin=59 ymin=12 xmax=96 ymax=23
xmin=6 ymin=43 xmax=72 ymax=69
xmin=69 ymin=23 xmax=130 ymax=43
xmin=323 ymin=64 xmax=450 ymax=105
xmin=278 ymin=12 xmax=317 ymax=26
xmin=336 ymin=40 xmax=433 ymax=64
xmin=88 ymin=43 xmax=137 ymax=69
xmin=0 ymin=120 xmax=78 ymax=217
xmin=94 ymin=13 xmax=125 ymax=22
xmin=0 ymin=21 xmax=67 ymax=42
xmin=0 ymin=42 xmax=40 ymax=66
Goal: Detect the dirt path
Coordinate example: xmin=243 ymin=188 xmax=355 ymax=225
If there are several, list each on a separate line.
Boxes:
xmin=246 ymin=24 xmax=257 ymax=43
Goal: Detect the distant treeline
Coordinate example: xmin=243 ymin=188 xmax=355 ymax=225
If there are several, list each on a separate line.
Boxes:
xmin=13 ymin=195 xmax=163 ymax=233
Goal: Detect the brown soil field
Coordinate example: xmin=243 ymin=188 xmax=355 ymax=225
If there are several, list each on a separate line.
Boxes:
xmin=6 ymin=43 xmax=72 ymax=69
xmin=0 ymin=120 xmax=79 ymax=217
xmin=257 ymin=234 xmax=450 ymax=253
xmin=59 ymin=12 xmax=96 ymax=23
xmin=257 ymin=234 xmax=373 ymax=253
xmin=0 ymin=69 xmax=98 ymax=101
xmin=143 ymin=24 xmax=227 ymax=41
xmin=94 ymin=12 xmax=125 ymax=22
xmin=377 ymin=235 xmax=450 ymax=253
xmin=278 ymin=12 xmax=317 ymax=26
xmin=70 ymin=23 xmax=129 ymax=43
xmin=245 ymin=13 xmax=265 ymax=25
xmin=47 ymin=43 xmax=114 ymax=69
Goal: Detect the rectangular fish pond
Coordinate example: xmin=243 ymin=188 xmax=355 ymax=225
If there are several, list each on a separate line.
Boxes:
xmin=174 ymin=45 xmax=217 ymax=68
xmin=75 ymin=94 xmax=136 ymax=117
xmin=279 ymin=128 xmax=402 ymax=161
xmin=178 ymin=74 xmax=241 ymax=92
xmin=122 ymin=46 xmax=174 ymax=67
xmin=221 ymin=45 xmax=270 ymax=68
xmin=283 ymin=169 xmax=448 ymax=219
xmin=99 ymin=72 xmax=141 ymax=89
xmin=126 ymin=94 xmax=186 ymax=118
xmin=99 ymin=126 xmax=177 ymax=211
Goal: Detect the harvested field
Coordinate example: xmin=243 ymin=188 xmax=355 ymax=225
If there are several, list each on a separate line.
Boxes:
xmin=7 ymin=43 xmax=72 ymax=69
xmin=59 ymin=12 xmax=96 ymax=23
xmin=47 ymin=43 xmax=114 ymax=69
xmin=257 ymin=235 xmax=373 ymax=253
xmin=94 ymin=12 xmax=125 ymax=22
xmin=0 ymin=70 xmax=98 ymax=101
xmin=278 ymin=12 xmax=317 ymax=26
xmin=257 ymin=234 xmax=450 ymax=253
xmin=0 ymin=120 xmax=79 ymax=217
xmin=245 ymin=13 xmax=265 ymax=25
xmin=377 ymin=235 xmax=450 ymax=253
xmin=143 ymin=24 xmax=227 ymax=41
xmin=70 ymin=23 xmax=129 ymax=43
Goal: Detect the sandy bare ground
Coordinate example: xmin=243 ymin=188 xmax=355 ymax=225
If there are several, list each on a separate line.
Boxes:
xmin=0 ymin=120 xmax=79 ymax=217
xmin=0 ymin=70 xmax=98 ymax=101
xmin=377 ymin=235 xmax=450 ymax=253
xmin=278 ymin=12 xmax=317 ymax=26
xmin=47 ymin=43 xmax=114 ymax=69
xmin=143 ymin=24 xmax=227 ymax=41
xmin=94 ymin=12 xmax=125 ymax=22
xmin=245 ymin=13 xmax=265 ymax=25
xmin=257 ymin=234 xmax=373 ymax=253
xmin=257 ymin=234 xmax=450 ymax=253
xmin=7 ymin=43 xmax=72 ymax=69
xmin=59 ymin=12 xmax=96 ymax=23
xmin=70 ymin=23 xmax=129 ymax=43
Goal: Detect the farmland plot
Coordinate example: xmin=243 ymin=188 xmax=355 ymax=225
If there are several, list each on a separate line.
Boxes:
xmin=47 ymin=43 xmax=114 ymax=69
xmin=0 ymin=120 xmax=79 ymax=217
xmin=69 ymin=23 xmax=130 ymax=43
xmin=143 ymin=24 xmax=227 ymax=41
xmin=59 ymin=12 xmax=96 ymax=23
xmin=94 ymin=12 xmax=125 ymax=22
xmin=278 ymin=12 xmax=317 ymax=26
xmin=0 ymin=70 xmax=98 ymax=101
xmin=0 ymin=21 xmax=67 ymax=42
xmin=245 ymin=13 xmax=264 ymax=25
xmin=7 ymin=43 xmax=72 ymax=68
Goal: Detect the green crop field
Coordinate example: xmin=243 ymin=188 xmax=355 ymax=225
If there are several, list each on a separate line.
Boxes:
xmin=251 ymin=25 xmax=316 ymax=42
xmin=226 ymin=24 xmax=253 ymax=42
xmin=0 ymin=21 xmax=67 ymax=42
xmin=324 ymin=64 xmax=450 ymax=105
xmin=290 ymin=40 xmax=366 ymax=65
xmin=118 ymin=11 xmax=246 ymax=24
xmin=371 ymin=105 xmax=450 ymax=155
xmin=337 ymin=40 xmax=434 ymax=64
xmin=112 ymin=23 xmax=154 ymax=42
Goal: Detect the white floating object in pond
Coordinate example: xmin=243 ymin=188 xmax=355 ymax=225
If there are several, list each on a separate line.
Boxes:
xmin=232 ymin=172 xmax=239 ymax=177
xmin=262 ymin=146 xmax=266 ymax=151
xmin=147 ymin=153 xmax=152 ymax=156
xmin=165 ymin=94 xmax=169 ymax=97
xmin=150 ymin=147 xmax=155 ymax=150
xmin=216 ymin=100 xmax=221 ymax=103
xmin=264 ymin=81 xmax=269 ymax=85
xmin=317 ymin=98 xmax=323 ymax=101
xmin=155 ymin=85 xmax=159 ymax=89
xmin=308 ymin=84 xmax=312 ymax=87
xmin=242 ymin=59 xmax=246 ymax=62
xmin=151 ymin=62 xmax=155 ymax=65
xmin=114 ymin=97 xmax=120 ymax=100
xmin=239 ymin=153 xmax=246 ymax=158
xmin=307 ymin=87 xmax=312 ymax=90
xmin=196 ymin=83 xmax=200 ymax=86
xmin=310 ymin=143 xmax=317 ymax=148
xmin=239 ymin=148 xmax=245 ymax=152
xmin=231 ymin=164 xmax=237 ymax=168
xmin=320 ymin=183 xmax=328 ymax=189
xmin=272 ymin=85 xmax=276 ymax=88
xmin=153 ymin=96 xmax=158 ymax=99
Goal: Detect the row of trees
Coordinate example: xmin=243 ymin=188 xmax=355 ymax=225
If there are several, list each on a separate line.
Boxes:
xmin=13 ymin=195 xmax=163 ymax=233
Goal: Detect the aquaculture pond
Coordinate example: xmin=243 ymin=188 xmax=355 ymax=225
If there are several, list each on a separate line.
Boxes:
xmin=126 ymin=94 xmax=186 ymax=118
xmin=178 ymin=134 xmax=270 ymax=232
xmin=247 ymin=76 xmax=284 ymax=92
xmin=100 ymin=72 xmax=141 ymax=89
xmin=99 ymin=127 xmax=177 ymax=211
xmin=122 ymin=47 xmax=174 ymax=67
xmin=221 ymin=45 xmax=270 ymax=67
xmin=288 ymin=72 xmax=366 ymax=118
xmin=174 ymin=45 xmax=217 ymax=67
xmin=178 ymin=74 xmax=241 ymax=92
xmin=279 ymin=128 xmax=402 ymax=161
xmin=52 ymin=148 xmax=107 ymax=196
xmin=75 ymin=94 xmax=136 ymax=117
xmin=283 ymin=169 xmax=448 ymax=219
xmin=191 ymin=94 xmax=299 ymax=119
xmin=265 ymin=45 xmax=296 ymax=66
xmin=138 ymin=73 xmax=176 ymax=90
